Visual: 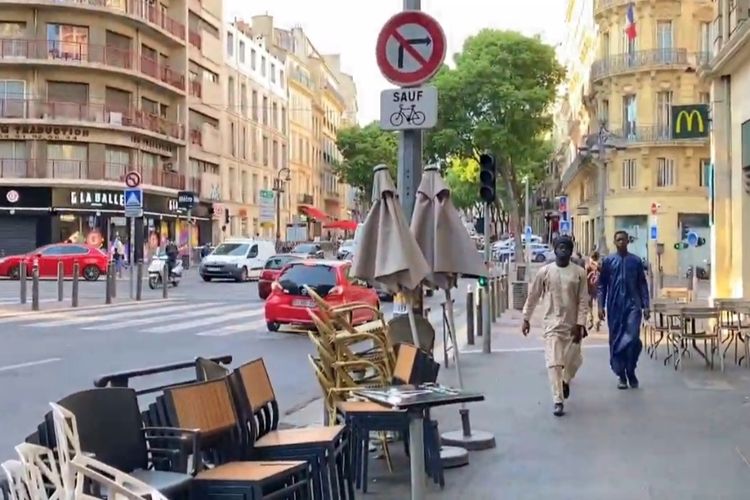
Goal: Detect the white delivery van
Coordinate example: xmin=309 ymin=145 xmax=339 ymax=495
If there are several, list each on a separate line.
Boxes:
xmin=199 ymin=239 xmax=276 ymax=282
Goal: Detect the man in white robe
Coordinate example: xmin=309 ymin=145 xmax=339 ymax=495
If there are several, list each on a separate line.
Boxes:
xmin=522 ymin=236 xmax=589 ymax=416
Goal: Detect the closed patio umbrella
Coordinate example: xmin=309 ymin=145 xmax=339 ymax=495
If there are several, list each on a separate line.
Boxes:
xmin=351 ymin=164 xmax=430 ymax=345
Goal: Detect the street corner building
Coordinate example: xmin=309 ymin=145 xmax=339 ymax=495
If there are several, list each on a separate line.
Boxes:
xmin=700 ymin=0 xmax=750 ymax=298
xmin=0 ymin=0 xmax=224 ymax=256
xmin=554 ymin=0 xmax=713 ymax=278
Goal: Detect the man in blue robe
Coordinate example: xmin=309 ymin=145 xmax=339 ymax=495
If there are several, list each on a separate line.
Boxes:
xmin=598 ymin=230 xmax=650 ymax=389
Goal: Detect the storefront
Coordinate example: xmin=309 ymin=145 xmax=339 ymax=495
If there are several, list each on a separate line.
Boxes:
xmin=0 ymin=186 xmax=213 ymax=258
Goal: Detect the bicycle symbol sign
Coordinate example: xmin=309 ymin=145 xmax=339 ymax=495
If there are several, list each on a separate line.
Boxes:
xmin=380 ymin=85 xmax=438 ymax=131
xmin=376 ymin=11 xmax=446 ymax=86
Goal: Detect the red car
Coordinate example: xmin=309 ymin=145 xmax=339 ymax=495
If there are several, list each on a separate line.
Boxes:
xmin=0 ymin=243 xmax=109 ymax=281
xmin=258 ymin=253 xmax=310 ymax=300
xmin=264 ymin=260 xmax=380 ymax=332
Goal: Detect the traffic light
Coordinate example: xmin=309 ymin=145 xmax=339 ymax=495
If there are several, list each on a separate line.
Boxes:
xmin=478 ymin=276 xmax=488 ymax=287
xmin=674 ymin=242 xmax=688 ymax=250
xmin=478 ymin=153 xmax=496 ymax=203
xmin=696 ymin=237 xmax=706 ymax=247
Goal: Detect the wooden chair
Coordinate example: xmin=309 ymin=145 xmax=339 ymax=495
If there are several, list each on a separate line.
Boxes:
xmin=162 ymin=378 xmax=310 ymax=500
xmin=229 ymin=358 xmax=353 ymax=500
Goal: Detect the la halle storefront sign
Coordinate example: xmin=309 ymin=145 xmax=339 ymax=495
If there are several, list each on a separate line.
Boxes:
xmin=53 ymin=189 xmax=186 ymax=214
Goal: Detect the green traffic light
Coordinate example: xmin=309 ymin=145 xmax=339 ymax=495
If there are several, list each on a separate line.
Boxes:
xmin=478 ymin=276 xmax=488 ymax=287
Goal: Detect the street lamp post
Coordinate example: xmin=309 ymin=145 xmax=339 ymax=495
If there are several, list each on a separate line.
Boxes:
xmin=578 ymin=121 xmax=625 ymax=255
xmin=273 ymin=167 xmax=291 ymax=246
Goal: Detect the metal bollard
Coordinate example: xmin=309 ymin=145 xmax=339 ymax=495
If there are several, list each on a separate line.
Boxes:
xmin=135 ymin=261 xmax=143 ymax=301
xmin=105 ymin=263 xmax=113 ymax=305
xmin=489 ymin=278 xmax=497 ymax=322
xmin=57 ymin=261 xmax=64 ymax=302
xmin=162 ymin=263 xmax=168 ymax=299
xmin=466 ymin=286 xmax=475 ymax=346
xmin=110 ymin=262 xmax=117 ymax=299
xmin=31 ymin=264 xmax=39 ymax=311
xmin=71 ymin=262 xmax=79 ymax=308
xmin=476 ymin=288 xmax=483 ymax=337
xmin=496 ymin=276 xmax=504 ymax=314
xmin=19 ymin=261 xmax=27 ymax=304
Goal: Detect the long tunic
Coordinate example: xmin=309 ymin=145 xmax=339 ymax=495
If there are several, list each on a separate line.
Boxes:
xmin=597 ymin=252 xmax=650 ymax=376
xmin=522 ymin=263 xmax=589 ymax=366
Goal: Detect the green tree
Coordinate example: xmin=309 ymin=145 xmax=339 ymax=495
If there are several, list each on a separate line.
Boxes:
xmin=335 ymin=122 xmax=398 ymax=205
xmin=426 ymin=30 xmax=565 ymax=260
xmin=443 ymin=157 xmax=479 ymax=212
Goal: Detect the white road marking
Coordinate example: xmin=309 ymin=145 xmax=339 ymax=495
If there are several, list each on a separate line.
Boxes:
xmin=30 ymin=302 xmax=202 ymax=328
xmin=0 ymin=299 xmax=178 ymax=321
xmin=460 ymin=344 xmax=609 ymax=354
xmin=80 ymin=303 xmax=238 ymax=330
xmin=0 ymin=357 xmax=61 ymax=373
xmin=145 ymin=309 xmax=265 ymax=334
xmin=0 ymin=298 xmax=58 ymax=305
xmin=196 ymin=318 xmax=268 ymax=337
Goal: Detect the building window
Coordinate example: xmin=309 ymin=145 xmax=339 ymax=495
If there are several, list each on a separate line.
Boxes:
xmin=700 ymin=22 xmax=711 ymax=55
xmin=262 ymin=96 xmax=268 ymax=124
xmin=105 ymin=86 xmax=131 ymax=114
xmin=226 ymin=31 xmax=234 ymax=57
xmin=272 ymin=139 xmax=278 ymax=168
xmin=252 ymin=173 xmax=258 ymax=204
xmin=0 ymin=141 xmax=28 ymax=177
xmin=241 ymin=170 xmax=248 ymax=204
xmin=228 ymin=76 xmax=235 ymax=107
xmin=656 ymin=91 xmax=672 ymax=139
xmin=270 ymin=63 xmax=276 ymax=83
xmin=656 ymin=157 xmax=675 ymax=187
xmin=601 ymin=31 xmax=609 ymax=59
xmin=251 ymin=49 xmax=256 ymax=70
xmin=105 ymin=146 xmax=130 ymax=180
xmin=0 ymin=80 xmax=25 ymax=118
xmin=262 ymin=136 xmax=269 ymax=166
xmin=47 ymin=24 xmax=89 ymax=59
xmin=240 ymin=125 xmax=246 ymax=159
xmin=230 ymin=122 xmax=236 ymax=157
xmin=622 ymin=94 xmax=636 ymax=137
xmin=272 ymin=102 xmax=278 ymax=129
xmin=239 ymin=40 xmax=245 ymax=63
xmin=598 ymin=99 xmax=609 ymax=125
xmin=48 ymin=142 xmax=88 ymax=179
xmin=141 ymin=97 xmax=158 ymax=115
xmin=280 ymin=70 xmax=285 ymax=88
xmin=281 ymin=106 xmax=287 ymax=134
xmin=699 ymin=158 xmax=711 ymax=187
xmin=621 ymin=159 xmax=637 ymax=189
xmin=0 ymin=21 xmax=25 ymax=37
xmin=252 ymin=90 xmax=259 ymax=121
xmin=261 ymin=56 xmax=266 ymax=76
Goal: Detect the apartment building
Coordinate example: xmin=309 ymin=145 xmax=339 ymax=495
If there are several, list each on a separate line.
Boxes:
xmin=562 ymin=0 xmax=712 ymax=276
xmin=0 ymin=0 xmax=217 ymax=257
xmin=224 ymin=21 xmax=288 ymax=240
xmin=701 ymin=0 xmax=750 ymax=298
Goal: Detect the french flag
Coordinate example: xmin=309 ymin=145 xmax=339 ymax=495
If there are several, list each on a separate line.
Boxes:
xmin=625 ymin=3 xmax=637 ymax=40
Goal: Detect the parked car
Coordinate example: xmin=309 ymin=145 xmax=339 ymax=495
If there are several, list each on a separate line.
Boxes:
xmin=291 ymin=242 xmax=325 ymax=259
xmin=264 ymin=260 xmax=380 ymax=332
xmin=199 ymin=239 xmax=275 ymax=282
xmin=0 ymin=243 xmax=108 ymax=281
xmin=257 ymin=253 xmax=309 ymax=300
xmin=337 ymin=239 xmax=356 ymax=260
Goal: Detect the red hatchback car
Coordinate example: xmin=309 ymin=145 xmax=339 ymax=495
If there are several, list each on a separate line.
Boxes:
xmin=264 ymin=260 xmax=380 ymax=332
xmin=0 ymin=243 xmax=109 ymax=281
xmin=258 ymin=253 xmax=310 ymax=300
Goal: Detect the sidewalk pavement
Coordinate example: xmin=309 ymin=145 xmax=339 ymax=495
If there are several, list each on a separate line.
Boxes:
xmin=283 ymin=303 xmax=750 ymax=499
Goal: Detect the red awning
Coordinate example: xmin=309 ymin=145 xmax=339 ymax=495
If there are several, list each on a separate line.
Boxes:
xmin=299 ymin=205 xmax=329 ymax=222
xmin=323 ymin=219 xmax=358 ymax=231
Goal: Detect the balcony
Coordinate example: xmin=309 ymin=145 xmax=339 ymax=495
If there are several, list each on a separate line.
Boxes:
xmin=0 ymin=98 xmax=184 ymax=140
xmin=188 ymin=30 xmax=202 ymax=50
xmin=4 ymin=0 xmax=186 ymax=41
xmin=189 ymin=80 xmax=202 ymax=98
xmin=591 ymin=49 xmax=689 ymax=81
xmin=324 ymin=189 xmax=340 ymax=202
xmin=297 ymin=193 xmax=314 ymax=205
xmin=0 ymin=159 xmax=179 ymax=187
xmin=608 ymin=125 xmax=709 ymax=145
xmin=0 ymin=40 xmax=185 ymax=92
xmin=189 ymin=128 xmax=202 ymax=145
xmin=594 ymin=0 xmax=643 ymax=14
xmin=290 ymin=71 xmax=315 ymax=91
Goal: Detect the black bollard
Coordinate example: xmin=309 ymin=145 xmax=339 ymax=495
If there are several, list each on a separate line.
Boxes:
xmin=31 ymin=264 xmax=39 ymax=311
xmin=162 ymin=262 xmax=168 ymax=299
xmin=19 ymin=261 xmax=27 ymax=304
xmin=135 ymin=260 xmax=143 ymax=301
xmin=466 ymin=287 xmax=475 ymax=345
xmin=57 ymin=261 xmax=64 ymax=302
xmin=72 ymin=262 xmax=79 ymax=308
xmin=476 ymin=288 xmax=483 ymax=337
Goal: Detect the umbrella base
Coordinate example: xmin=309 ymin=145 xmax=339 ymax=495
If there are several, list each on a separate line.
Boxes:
xmin=440 ymin=445 xmax=469 ymax=468
xmin=441 ymin=429 xmax=496 ymax=451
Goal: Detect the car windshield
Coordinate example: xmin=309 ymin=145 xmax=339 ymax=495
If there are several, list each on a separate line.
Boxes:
xmin=265 ymin=255 xmax=296 ymax=270
xmin=292 ymin=243 xmax=317 ymax=253
xmin=278 ymin=263 xmax=337 ymax=296
xmin=212 ymin=243 xmax=249 ymax=256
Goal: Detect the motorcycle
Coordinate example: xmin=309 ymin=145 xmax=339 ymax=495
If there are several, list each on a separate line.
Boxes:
xmin=147 ymin=254 xmax=183 ymax=289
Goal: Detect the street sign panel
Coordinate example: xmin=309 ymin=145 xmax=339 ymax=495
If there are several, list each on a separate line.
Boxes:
xmin=124 ymin=188 xmax=142 ymax=208
xmin=380 ymin=86 xmax=438 ymax=130
xmin=177 ymin=191 xmax=199 ymax=210
xmin=559 ymin=220 xmax=571 ymax=235
xmin=375 ymin=11 xmax=446 ymax=86
xmin=125 ymin=206 xmax=143 ymax=218
xmin=558 ymin=196 xmax=568 ymax=217
xmin=259 ymin=189 xmax=275 ymax=223
xmin=650 ymin=225 xmax=658 ymax=241
xmin=687 ymin=231 xmax=699 ymax=247
xmin=125 ymin=171 xmax=141 ymax=188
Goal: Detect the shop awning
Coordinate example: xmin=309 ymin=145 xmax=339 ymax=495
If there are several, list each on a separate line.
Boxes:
xmin=323 ymin=219 xmax=358 ymax=231
xmin=299 ymin=204 xmax=329 ymax=222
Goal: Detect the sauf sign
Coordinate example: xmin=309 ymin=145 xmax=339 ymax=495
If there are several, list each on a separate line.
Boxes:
xmin=671 ymin=104 xmax=709 ymax=139
xmin=379 ymin=86 xmax=438 ymax=131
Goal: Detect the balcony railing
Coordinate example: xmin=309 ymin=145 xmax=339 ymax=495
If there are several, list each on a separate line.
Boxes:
xmin=290 ymin=71 xmax=315 ymax=90
xmin=0 ymin=98 xmax=184 ymax=140
xmin=297 ymin=193 xmax=314 ymax=205
xmin=608 ymin=124 xmax=709 ymax=144
xmin=594 ymin=0 xmax=643 ymax=14
xmin=189 ymin=128 xmax=202 ymax=145
xmin=0 ymin=159 xmax=185 ymax=189
xmin=591 ymin=49 xmax=689 ymax=80
xmin=188 ymin=30 xmax=202 ymax=49
xmin=189 ymin=80 xmax=202 ymax=98
xmin=0 ymin=40 xmax=185 ymax=91
xmin=32 ymin=0 xmax=186 ymax=41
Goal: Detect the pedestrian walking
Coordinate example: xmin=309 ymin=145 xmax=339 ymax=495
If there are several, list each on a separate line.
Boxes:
xmin=597 ymin=230 xmax=650 ymax=390
xmin=112 ymin=234 xmax=125 ymax=278
xmin=165 ymin=238 xmax=178 ymax=277
xmin=521 ymin=235 xmax=589 ymax=417
xmin=586 ymin=251 xmax=601 ymax=331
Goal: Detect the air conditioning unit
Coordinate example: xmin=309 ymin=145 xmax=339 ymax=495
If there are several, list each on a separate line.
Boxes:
xmin=164 ymin=162 xmax=178 ymax=172
xmin=109 ymin=112 xmax=123 ymax=125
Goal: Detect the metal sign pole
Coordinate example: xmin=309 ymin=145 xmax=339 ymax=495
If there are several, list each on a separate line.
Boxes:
xmin=129 ymin=217 xmax=135 ymax=300
xmin=482 ymin=203 xmax=492 ymax=350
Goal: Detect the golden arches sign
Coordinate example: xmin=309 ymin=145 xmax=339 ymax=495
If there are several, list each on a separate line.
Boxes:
xmin=674 ymin=110 xmax=704 ymax=134
xmin=671 ymin=105 xmax=709 ymax=139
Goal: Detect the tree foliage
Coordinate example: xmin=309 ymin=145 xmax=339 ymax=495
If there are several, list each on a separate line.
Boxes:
xmin=426 ymin=30 xmax=564 ymax=257
xmin=334 ymin=122 xmax=398 ymax=203
xmin=443 ymin=158 xmax=479 ymax=212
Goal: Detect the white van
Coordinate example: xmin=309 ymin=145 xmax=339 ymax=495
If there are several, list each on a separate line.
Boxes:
xmin=199 ymin=239 xmax=276 ymax=282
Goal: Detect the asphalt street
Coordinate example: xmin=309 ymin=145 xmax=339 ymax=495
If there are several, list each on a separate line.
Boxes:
xmin=0 ymin=270 xmax=469 ymax=458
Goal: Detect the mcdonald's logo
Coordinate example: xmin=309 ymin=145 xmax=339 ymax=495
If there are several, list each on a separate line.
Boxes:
xmin=671 ymin=104 xmax=709 ymax=139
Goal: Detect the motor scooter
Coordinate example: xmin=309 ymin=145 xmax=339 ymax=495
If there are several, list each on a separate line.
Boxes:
xmin=147 ymin=253 xmax=183 ymax=289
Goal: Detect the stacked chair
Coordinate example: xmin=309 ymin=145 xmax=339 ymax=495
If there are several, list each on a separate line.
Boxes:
xmin=303 ymin=287 xmax=445 ymax=492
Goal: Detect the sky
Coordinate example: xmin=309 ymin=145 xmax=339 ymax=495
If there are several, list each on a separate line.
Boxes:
xmin=227 ymin=0 xmax=566 ymax=124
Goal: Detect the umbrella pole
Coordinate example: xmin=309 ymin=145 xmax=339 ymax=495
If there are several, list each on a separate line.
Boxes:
xmin=406 ymin=299 xmax=421 ymax=347
xmin=440 ymin=287 xmax=497 ymax=451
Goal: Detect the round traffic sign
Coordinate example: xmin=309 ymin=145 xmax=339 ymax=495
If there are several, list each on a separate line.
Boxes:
xmin=686 ymin=231 xmax=699 ymax=247
xmin=125 ymin=171 xmax=142 ymax=188
xmin=5 ymin=189 xmax=19 ymax=203
xmin=376 ymin=11 xmax=446 ymax=86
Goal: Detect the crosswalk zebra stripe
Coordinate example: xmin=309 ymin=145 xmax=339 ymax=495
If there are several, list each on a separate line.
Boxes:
xmin=27 ymin=302 xmax=201 ymax=328
xmin=0 ymin=299 xmax=178 ymax=321
xmin=196 ymin=319 xmax=269 ymax=337
xmin=80 ymin=303 xmax=241 ymax=330
xmin=145 ymin=309 xmax=265 ymax=334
